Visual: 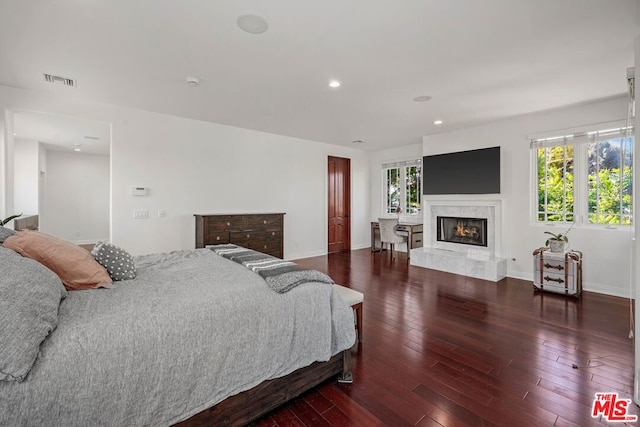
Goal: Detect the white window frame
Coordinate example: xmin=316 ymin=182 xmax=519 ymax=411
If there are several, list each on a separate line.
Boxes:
xmin=382 ymin=159 xmax=422 ymax=216
xmin=531 ymin=123 xmax=634 ymax=229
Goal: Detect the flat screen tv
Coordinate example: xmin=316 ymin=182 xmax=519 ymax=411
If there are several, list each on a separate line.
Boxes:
xmin=422 ymin=146 xmax=500 ymax=195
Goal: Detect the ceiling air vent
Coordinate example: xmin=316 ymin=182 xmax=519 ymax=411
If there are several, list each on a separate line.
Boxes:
xmin=43 ymin=74 xmax=76 ymax=87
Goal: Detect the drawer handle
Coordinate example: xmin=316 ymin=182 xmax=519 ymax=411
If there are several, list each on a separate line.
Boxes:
xmin=216 ymin=236 xmax=220 ymax=241
xmin=544 ymin=263 xmax=563 ymax=271
xmin=264 ymin=245 xmax=267 ymax=249
xmin=544 ymin=276 xmax=564 ymax=284
xmin=264 ymin=220 xmax=267 ymax=224
xmin=226 ymin=222 xmax=230 ymax=226
xmin=246 ymin=234 xmax=250 ymax=238
xmin=272 ymin=232 xmax=275 ymax=236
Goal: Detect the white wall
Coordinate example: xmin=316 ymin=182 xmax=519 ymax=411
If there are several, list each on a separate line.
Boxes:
xmin=44 ymin=150 xmax=110 ymax=243
xmin=0 ymin=84 xmax=371 ymax=258
xmin=37 ymin=142 xmax=47 ymax=230
xmin=1 ymin=109 xmax=15 ymax=222
xmin=13 ymin=138 xmax=39 ymax=215
xmin=421 ymin=96 xmax=632 ymax=297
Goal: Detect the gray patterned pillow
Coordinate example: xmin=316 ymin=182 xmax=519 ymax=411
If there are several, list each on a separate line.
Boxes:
xmin=0 ymin=226 xmax=15 ymax=244
xmin=0 ymin=246 xmax=67 ymax=382
xmin=91 ymin=242 xmax=136 ymax=281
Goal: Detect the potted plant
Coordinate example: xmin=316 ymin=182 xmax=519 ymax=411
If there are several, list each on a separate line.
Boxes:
xmin=544 ymin=222 xmax=575 ymax=253
xmin=0 ymin=213 xmax=22 ymax=227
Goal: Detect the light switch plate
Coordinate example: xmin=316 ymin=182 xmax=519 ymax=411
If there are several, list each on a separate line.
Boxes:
xmin=133 ymin=209 xmax=149 ymax=219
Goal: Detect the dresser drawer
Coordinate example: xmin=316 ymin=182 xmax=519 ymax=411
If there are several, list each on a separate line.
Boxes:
xmin=411 ymin=232 xmax=423 ymax=248
xmin=535 ymin=271 xmax=576 ymax=291
xmin=207 ymin=216 xmax=245 ymax=231
xmin=251 ymin=240 xmax=280 ymax=254
xmin=535 ymin=258 xmax=576 ymax=276
xmin=265 ymin=230 xmax=282 ymax=243
xmin=247 ymin=214 xmax=282 ymax=230
xmin=204 ymin=231 xmax=229 ymax=246
xmin=230 ymin=231 xmax=266 ymax=248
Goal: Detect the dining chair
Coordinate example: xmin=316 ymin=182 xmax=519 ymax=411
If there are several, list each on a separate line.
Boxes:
xmin=377 ymin=217 xmax=407 ymax=258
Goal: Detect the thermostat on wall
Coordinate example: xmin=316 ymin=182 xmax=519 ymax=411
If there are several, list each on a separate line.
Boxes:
xmin=131 ymin=186 xmax=148 ymax=196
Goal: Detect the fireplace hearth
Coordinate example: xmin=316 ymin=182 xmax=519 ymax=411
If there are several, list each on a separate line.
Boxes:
xmin=437 ymin=216 xmax=488 ymax=247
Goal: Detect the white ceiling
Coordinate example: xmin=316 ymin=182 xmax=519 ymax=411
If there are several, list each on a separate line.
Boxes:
xmin=13 ymin=111 xmax=110 ymax=155
xmin=1 ymin=0 xmax=639 ymax=151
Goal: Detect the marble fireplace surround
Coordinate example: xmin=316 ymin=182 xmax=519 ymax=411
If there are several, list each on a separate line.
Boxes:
xmin=410 ymin=198 xmax=507 ymax=282
xmin=428 ymin=199 xmax=502 ymax=257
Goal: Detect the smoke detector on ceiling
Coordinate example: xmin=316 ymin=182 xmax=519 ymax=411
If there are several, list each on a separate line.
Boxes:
xmin=44 ymin=73 xmax=76 ymax=87
xmin=236 ymin=14 xmax=269 ymax=34
xmin=186 ymin=76 xmax=200 ymax=87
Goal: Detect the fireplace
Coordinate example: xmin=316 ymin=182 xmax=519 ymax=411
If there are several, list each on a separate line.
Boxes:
xmin=410 ymin=201 xmax=505 ymax=282
xmin=436 ymin=216 xmax=488 ymax=247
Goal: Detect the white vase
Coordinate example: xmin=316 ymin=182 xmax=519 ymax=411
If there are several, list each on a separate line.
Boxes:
xmin=549 ymin=239 xmax=566 ymax=253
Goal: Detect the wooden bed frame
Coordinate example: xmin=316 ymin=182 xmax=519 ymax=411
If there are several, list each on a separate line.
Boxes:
xmin=175 ymin=349 xmax=352 ymax=426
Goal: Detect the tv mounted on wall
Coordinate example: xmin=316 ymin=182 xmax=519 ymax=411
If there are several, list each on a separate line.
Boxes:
xmin=422 ymin=146 xmax=501 ymax=195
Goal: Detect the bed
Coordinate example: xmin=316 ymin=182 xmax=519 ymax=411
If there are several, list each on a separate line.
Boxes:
xmin=0 ymin=233 xmax=356 ymax=426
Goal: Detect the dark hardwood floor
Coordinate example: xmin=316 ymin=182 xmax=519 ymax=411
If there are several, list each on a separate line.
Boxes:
xmin=252 ymin=248 xmax=637 ymax=426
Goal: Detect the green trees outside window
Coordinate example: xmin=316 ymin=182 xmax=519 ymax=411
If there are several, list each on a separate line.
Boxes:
xmin=536 ymin=135 xmax=633 ymax=226
xmin=537 ymin=145 xmax=574 ymax=222
xmin=405 ymin=165 xmax=422 ymax=215
xmin=385 ymin=168 xmax=401 ymax=214
xmin=587 ymin=137 xmax=632 ymax=225
xmin=384 ymin=163 xmax=422 ymax=215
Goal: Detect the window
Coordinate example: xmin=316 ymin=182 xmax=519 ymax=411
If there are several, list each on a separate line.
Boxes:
xmin=587 ymin=137 xmax=633 ymax=225
xmin=383 ymin=159 xmax=421 ymax=215
xmin=533 ymin=125 xmax=633 ymax=227
xmin=536 ymin=144 xmax=575 ymax=222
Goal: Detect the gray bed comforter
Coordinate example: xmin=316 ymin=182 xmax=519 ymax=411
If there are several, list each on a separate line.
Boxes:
xmin=0 ymin=249 xmax=356 ymax=426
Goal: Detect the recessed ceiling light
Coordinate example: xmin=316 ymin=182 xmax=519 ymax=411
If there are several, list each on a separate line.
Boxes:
xmin=74 ymin=144 xmax=82 ymax=152
xmin=236 ymin=14 xmax=269 ymax=34
xmin=413 ymin=95 xmax=432 ymax=102
xmin=434 ymin=120 xmax=443 ymax=125
xmin=329 ymin=80 xmax=341 ymax=88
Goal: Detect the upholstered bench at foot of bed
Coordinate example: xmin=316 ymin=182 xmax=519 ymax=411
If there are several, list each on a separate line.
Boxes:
xmin=333 ymin=284 xmax=364 ymax=345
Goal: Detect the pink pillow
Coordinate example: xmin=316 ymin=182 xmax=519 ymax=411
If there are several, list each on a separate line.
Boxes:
xmin=2 ymin=230 xmax=112 ymax=291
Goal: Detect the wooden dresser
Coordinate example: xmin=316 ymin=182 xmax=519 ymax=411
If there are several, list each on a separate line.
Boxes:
xmin=195 ymin=213 xmax=285 ymax=258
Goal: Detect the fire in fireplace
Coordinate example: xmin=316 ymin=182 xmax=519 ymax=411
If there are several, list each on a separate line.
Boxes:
xmin=437 ymin=216 xmax=488 ymax=247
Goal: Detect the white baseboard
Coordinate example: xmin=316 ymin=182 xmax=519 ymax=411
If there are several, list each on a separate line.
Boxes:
xmin=507 ymin=270 xmax=531 ymax=282
xmin=351 ymin=243 xmax=371 ymax=251
xmin=582 ymin=281 xmax=632 ymax=299
xmin=507 ymin=269 xmax=631 ymax=298
xmin=287 ymin=249 xmax=328 ymax=261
